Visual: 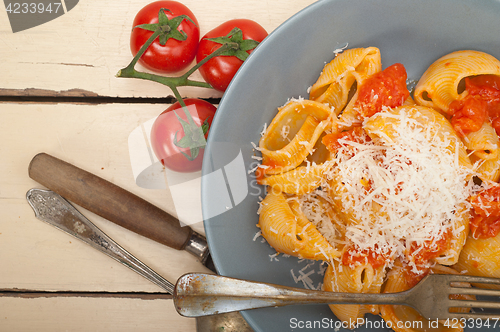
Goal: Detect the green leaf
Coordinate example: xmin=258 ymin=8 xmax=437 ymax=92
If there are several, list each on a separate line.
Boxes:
xmin=205 ymin=27 xmax=260 ymax=61
xmin=172 ymin=14 xmax=197 ymax=27
xmin=207 ymin=36 xmax=232 ymax=45
xmin=235 ymin=50 xmax=249 ymax=61
xmin=228 ymin=28 xmax=243 ymax=42
xmin=169 ymin=16 xmax=186 ymax=29
xmin=171 ymin=108 xmax=207 ymax=162
xmin=179 ymin=149 xmax=196 ymax=161
xmin=158 ymin=8 xmax=171 ymax=26
xmin=169 ymin=29 xmax=188 ymax=42
xmin=239 ymin=39 xmax=259 ymax=51
xmin=201 ymin=116 xmax=211 ymax=135
xmin=147 ymin=9 xmax=198 ymax=46
xmin=159 ymin=33 xmax=168 ymax=45
xmin=190 ymin=147 xmax=200 ymax=160
xmin=173 ymin=131 xmax=192 ymax=148
xmin=134 ymin=23 xmax=159 ymax=32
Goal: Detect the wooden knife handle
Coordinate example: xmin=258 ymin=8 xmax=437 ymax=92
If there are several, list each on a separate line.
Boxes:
xmin=28 ymin=152 xmax=192 ymax=250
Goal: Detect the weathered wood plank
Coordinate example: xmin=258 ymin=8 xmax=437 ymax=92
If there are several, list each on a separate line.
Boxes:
xmin=1 ymin=296 xmax=194 ymax=331
xmin=0 ymin=0 xmax=317 ymax=98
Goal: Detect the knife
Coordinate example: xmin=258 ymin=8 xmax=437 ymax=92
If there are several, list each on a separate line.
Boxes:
xmin=26 ymin=188 xmax=175 ymax=294
xmin=27 ymin=152 xmax=254 ymax=332
xmin=26 ymin=188 xmax=253 ymax=332
xmin=28 ymin=152 xmax=216 ymax=272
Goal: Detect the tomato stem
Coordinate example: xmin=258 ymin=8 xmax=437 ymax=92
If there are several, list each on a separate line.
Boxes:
xmin=116 ymin=10 xmax=245 ymax=164
xmin=170 ymin=85 xmax=207 ymax=155
xmin=117 ymin=39 xmax=237 ymax=92
xmin=120 ymin=29 xmax=161 ymax=75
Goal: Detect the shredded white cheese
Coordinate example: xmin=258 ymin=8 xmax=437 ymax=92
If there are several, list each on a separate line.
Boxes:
xmin=319 ymin=108 xmax=476 ymax=272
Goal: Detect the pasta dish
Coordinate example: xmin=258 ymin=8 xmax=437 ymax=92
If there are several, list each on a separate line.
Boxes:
xmin=254 ymin=47 xmax=500 ymax=331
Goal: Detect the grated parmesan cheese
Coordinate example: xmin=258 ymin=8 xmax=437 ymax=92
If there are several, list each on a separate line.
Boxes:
xmin=260 ymin=123 xmax=267 ymax=136
xmin=317 ymin=108 xmax=477 ymax=272
xmin=250 ymin=141 xmax=261 ymax=151
xmin=333 ymin=43 xmax=349 ymax=56
xmin=280 ymin=125 xmax=290 ymax=141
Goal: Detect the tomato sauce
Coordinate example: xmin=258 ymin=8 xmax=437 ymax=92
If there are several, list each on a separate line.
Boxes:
xmin=404 ymin=230 xmax=452 ymax=287
xmin=449 ymin=96 xmax=488 ymax=135
xmin=450 ymin=75 xmax=500 ymax=135
xmin=470 ymin=184 xmax=500 ymax=238
xmin=342 ymin=245 xmax=389 ymax=269
xmin=408 ymin=230 xmax=451 ymax=266
xmin=255 ymin=157 xmax=283 ymax=183
xmin=355 ymin=63 xmax=410 ymax=118
xmin=322 ymin=126 xmax=370 ymax=156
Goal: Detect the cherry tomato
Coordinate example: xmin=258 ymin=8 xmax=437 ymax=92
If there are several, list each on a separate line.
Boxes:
xmin=466 ymin=74 xmax=500 ymax=107
xmin=151 ymin=99 xmax=216 ymax=173
xmin=470 ymin=184 xmax=500 ymax=239
xmin=403 ymin=230 xmax=451 ymax=287
xmin=449 ymin=75 xmax=500 ymax=136
xmin=450 ymin=95 xmax=488 ymax=135
xmin=196 ymin=19 xmax=268 ymax=92
xmin=322 ymin=126 xmax=370 ymax=155
xmin=355 ymin=63 xmax=410 ymax=118
xmin=130 ymin=1 xmax=200 ymax=73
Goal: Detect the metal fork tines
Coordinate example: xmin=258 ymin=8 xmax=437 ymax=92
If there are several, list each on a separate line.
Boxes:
xmin=434 ymin=274 xmax=500 ymax=320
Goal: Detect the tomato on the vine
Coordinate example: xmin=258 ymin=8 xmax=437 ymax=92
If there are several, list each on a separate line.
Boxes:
xmin=130 ymin=1 xmax=200 ymax=74
xmin=196 ymin=19 xmax=268 ymax=92
xmin=151 ymin=99 xmax=216 ymax=173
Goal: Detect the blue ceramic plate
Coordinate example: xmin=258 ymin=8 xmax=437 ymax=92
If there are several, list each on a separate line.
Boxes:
xmin=202 ymin=0 xmax=500 ymax=331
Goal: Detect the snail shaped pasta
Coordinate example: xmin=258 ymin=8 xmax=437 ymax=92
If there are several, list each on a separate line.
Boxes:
xmin=415 ymin=50 xmax=500 ymax=182
xmin=309 ymin=47 xmax=381 ymax=118
xmin=414 ymin=50 xmax=500 ymax=114
xmin=255 ymin=47 xmax=500 ymax=331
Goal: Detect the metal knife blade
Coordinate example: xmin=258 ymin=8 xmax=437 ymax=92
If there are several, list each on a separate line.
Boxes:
xmin=26 ymin=188 xmax=174 ymax=294
xmin=28 ymin=152 xmax=215 ymax=272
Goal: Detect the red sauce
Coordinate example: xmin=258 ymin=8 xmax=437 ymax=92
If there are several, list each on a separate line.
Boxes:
xmin=255 ymin=167 xmax=266 ymax=183
xmin=403 ymin=265 xmax=429 ymax=288
xmin=450 ymin=75 xmax=500 ymax=135
xmin=408 ymin=230 xmax=451 ymax=265
xmin=322 ymin=126 xmax=370 ymax=155
xmin=355 ymin=63 xmax=410 ymax=118
xmin=256 ymin=157 xmax=287 ymax=183
xmin=449 ymin=96 xmax=488 ymax=135
xmin=342 ymin=245 xmax=389 ymax=269
xmin=404 ymin=230 xmax=451 ymax=287
xmin=467 ymin=75 xmax=500 ymax=107
xmin=470 ymin=184 xmax=500 ymax=239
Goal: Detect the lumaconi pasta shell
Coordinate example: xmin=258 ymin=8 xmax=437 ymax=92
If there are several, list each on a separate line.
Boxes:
xmin=470 ymin=149 xmax=500 ymax=182
xmin=454 ymin=231 xmax=500 ymax=288
xmin=258 ymin=163 xmax=329 ymax=195
xmin=414 ymin=50 xmax=500 ymax=114
xmin=309 ymin=47 xmax=382 ymax=115
xmin=258 ymin=190 xmax=339 ymax=261
xmin=463 ymin=121 xmax=500 ymax=161
xmin=433 ymin=204 xmax=470 ymax=266
xmin=323 ymin=260 xmax=385 ymax=325
xmin=326 ymin=171 xmax=374 ymax=227
xmin=380 ymin=262 xmax=466 ymax=332
xmin=259 ymin=100 xmax=333 ymax=176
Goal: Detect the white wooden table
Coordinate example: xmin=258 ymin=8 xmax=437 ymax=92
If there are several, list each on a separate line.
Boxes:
xmin=0 ymin=0 xmax=317 ymax=330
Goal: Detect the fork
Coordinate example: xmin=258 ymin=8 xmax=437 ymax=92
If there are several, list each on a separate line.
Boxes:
xmin=174 ymin=272 xmax=500 ymax=320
